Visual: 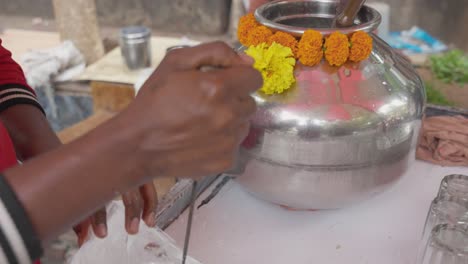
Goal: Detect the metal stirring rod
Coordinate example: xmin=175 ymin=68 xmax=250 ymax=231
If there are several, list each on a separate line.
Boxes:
xmin=182 ymin=180 xmax=198 ymax=264
xmin=334 ymin=0 xmax=367 ymax=27
xmin=181 ymin=54 xmax=238 ymax=264
xmin=182 ymin=65 xmax=218 ymax=264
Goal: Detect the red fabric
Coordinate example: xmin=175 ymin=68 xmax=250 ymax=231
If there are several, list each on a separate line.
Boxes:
xmin=0 ymin=123 xmax=17 ymax=172
xmin=0 ymin=39 xmax=41 ymax=264
xmin=0 ymin=38 xmax=24 ymax=177
xmin=0 ymin=38 xmax=32 ymax=170
xmin=0 ymin=39 xmax=35 ymax=93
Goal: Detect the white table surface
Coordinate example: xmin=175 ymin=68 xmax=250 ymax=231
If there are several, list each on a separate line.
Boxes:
xmin=166 ymin=161 xmax=467 ymax=264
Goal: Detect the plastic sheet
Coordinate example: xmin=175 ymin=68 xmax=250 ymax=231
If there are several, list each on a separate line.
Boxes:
xmin=70 ymin=201 xmax=203 ymax=264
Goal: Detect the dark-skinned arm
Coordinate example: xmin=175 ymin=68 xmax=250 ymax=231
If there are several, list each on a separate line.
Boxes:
xmin=0 ymin=42 xmax=262 ymax=264
xmin=0 ymin=103 xmax=158 ymax=242
xmin=0 ymin=104 xmax=61 ymax=161
xmin=0 ymin=35 xmax=158 ymax=239
xmin=4 ymin=113 xmax=143 ymax=241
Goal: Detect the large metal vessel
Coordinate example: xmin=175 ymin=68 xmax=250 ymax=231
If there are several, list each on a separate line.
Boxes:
xmin=235 ymin=0 xmax=426 ymax=210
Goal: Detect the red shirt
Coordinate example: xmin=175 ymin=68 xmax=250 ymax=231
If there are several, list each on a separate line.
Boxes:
xmin=0 ymin=123 xmax=17 ymax=172
xmin=0 ymin=39 xmax=42 ymax=264
xmin=0 ymin=39 xmax=44 ymax=169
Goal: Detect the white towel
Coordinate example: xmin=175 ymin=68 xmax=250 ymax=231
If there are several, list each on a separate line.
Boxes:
xmin=20 ymin=41 xmax=85 ymax=118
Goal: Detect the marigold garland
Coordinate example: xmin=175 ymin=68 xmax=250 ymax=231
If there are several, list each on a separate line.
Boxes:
xmin=246 ymin=26 xmax=273 ymax=46
xmin=324 ymin=31 xmax=350 ymax=67
xmin=237 ymin=13 xmax=259 ymax=46
xmin=245 ymin=43 xmax=296 ymax=95
xmin=268 ymin=31 xmax=299 ymax=56
xmin=297 ymin=29 xmax=324 ymax=66
xmin=236 ymin=14 xmax=374 ymax=95
xmin=349 ymin=31 xmax=373 ymax=62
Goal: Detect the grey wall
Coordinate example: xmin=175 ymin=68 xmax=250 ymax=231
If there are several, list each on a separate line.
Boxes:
xmin=0 ymin=0 xmax=466 ymax=50
xmin=94 ymin=0 xmax=232 ymax=34
xmin=0 ymin=0 xmax=232 ymax=35
xmin=1 ymin=0 xmax=54 ymax=17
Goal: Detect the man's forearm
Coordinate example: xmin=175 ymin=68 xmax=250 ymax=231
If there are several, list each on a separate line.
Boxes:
xmin=4 ymin=113 xmax=147 ymax=242
xmin=0 ymin=104 xmax=62 ymax=160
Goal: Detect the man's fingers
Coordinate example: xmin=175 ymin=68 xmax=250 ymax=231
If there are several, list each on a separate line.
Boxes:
xmin=204 ymin=66 xmax=263 ymax=96
xmin=239 ymin=52 xmax=255 ymax=65
xmin=234 ymin=96 xmax=257 ymax=121
xmin=165 ymin=42 xmax=250 ymax=70
xmin=237 ymin=122 xmax=251 ymax=144
xmin=73 ymin=219 xmax=91 ymax=247
xmin=139 ymin=183 xmax=158 ymax=227
xmin=122 ymin=189 xmax=143 ymax=234
xmin=91 ymin=208 xmax=107 ymax=238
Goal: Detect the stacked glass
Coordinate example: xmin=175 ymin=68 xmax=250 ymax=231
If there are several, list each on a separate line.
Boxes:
xmin=416 ymin=174 xmax=468 ymax=263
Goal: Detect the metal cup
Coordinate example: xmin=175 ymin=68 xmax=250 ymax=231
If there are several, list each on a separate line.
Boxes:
xmin=120 ymin=26 xmax=152 ymax=70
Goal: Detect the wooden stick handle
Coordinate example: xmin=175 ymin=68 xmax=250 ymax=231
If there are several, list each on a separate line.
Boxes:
xmin=336 ymin=0 xmax=367 ymax=27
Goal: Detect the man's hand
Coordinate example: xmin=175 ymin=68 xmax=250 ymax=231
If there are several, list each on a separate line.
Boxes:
xmin=122 ymin=41 xmax=263 ymax=181
xmin=74 ymin=41 xmax=261 ymax=244
xmin=5 ymin=41 xmax=261 ymax=242
xmin=73 ymin=183 xmax=157 ymax=246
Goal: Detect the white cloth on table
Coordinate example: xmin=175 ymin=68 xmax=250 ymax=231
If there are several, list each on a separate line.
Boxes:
xmin=19 ymin=41 xmax=85 ymax=118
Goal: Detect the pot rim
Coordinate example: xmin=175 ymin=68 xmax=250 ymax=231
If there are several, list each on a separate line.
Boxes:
xmin=255 ymin=0 xmax=382 ymax=37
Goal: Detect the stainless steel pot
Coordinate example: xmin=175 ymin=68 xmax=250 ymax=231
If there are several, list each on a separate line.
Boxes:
xmin=234 ymin=0 xmax=426 ymax=210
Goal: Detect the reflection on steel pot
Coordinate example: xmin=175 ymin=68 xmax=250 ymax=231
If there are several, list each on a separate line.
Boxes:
xmin=233 ymin=0 xmax=426 ymax=210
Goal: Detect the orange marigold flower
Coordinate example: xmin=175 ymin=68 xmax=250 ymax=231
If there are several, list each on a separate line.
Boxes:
xmin=297 ymin=29 xmax=324 ymax=66
xmin=349 ymin=31 xmax=373 ymax=62
xmin=247 ymin=26 xmax=273 ymax=46
xmin=237 ymin=13 xmax=259 ymax=46
xmin=324 ymin=31 xmax=350 ymax=67
xmin=268 ymin=31 xmax=298 ymax=55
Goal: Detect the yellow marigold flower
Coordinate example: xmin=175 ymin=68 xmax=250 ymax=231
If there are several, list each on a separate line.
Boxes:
xmin=297 ymin=29 xmax=324 ymax=66
xmin=324 ymin=31 xmax=350 ymax=67
xmin=268 ymin=31 xmax=299 ymax=56
xmin=245 ymin=42 xmax=296 ymax=95
xmin=349 ymin=31 xmax=373 ymax=62
xmin=237 ymin=13 xmax=259 ymax=46
xmin=246 ymin=26 xmax=273 ymax=46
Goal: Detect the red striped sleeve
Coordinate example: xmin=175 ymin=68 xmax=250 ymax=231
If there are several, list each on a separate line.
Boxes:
xmin=0 ymin=39 xmax=44 ymax=114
